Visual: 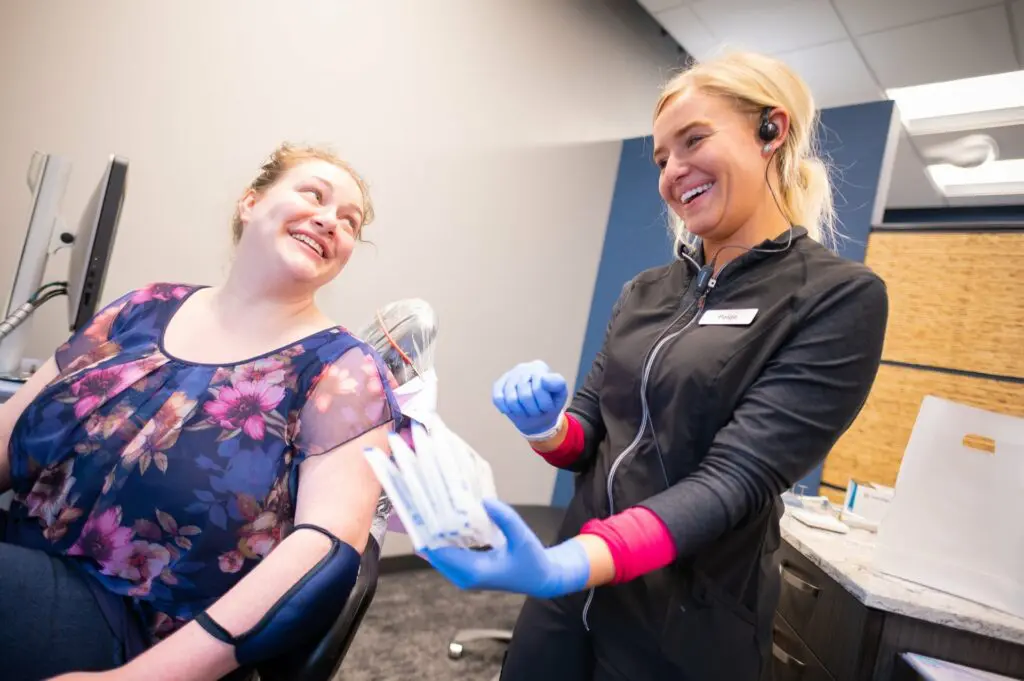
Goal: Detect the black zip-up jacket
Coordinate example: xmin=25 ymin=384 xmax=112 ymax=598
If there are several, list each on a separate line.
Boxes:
xmin=558 ymin=227 xmax=888 ymax=679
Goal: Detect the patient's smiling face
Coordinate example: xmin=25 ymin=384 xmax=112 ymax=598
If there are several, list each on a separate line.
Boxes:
xmin=235 ymin=160 xmax=367 ymax=290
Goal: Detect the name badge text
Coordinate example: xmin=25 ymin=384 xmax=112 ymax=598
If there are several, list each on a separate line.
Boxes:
xmin=698 ymin=308 xmax=758 ymax=326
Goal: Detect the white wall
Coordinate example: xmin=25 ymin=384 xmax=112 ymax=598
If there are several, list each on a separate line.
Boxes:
xmin=0 ymin=0 xmax=679 ymax=555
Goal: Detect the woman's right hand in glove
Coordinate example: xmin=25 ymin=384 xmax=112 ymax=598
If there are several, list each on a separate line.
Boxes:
xmin=492 ymin=360 xmax=568 ymax=441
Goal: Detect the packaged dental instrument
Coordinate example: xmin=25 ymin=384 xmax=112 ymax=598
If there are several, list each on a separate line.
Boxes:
xmin=356 ymin=299 xmax=504 ymax=551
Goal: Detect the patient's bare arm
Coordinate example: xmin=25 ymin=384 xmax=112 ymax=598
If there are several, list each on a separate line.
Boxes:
xmin=0 ymin=357 xmax=59 ymax=494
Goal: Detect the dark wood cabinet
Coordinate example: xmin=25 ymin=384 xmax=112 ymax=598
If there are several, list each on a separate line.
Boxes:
xmin=773 ymin=540 xmax=1024 ymax=681
xmin=772 ymin=615 xmax=835 ymax=681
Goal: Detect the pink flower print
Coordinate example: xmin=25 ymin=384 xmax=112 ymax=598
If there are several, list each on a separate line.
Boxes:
xmin=42 ymin=506 xmax=85 ymax=543
xmin=361 ymin=355 xmax=384 ymax=396
xmin=85 ymin=403 xmax=136 ymax=441
xmin=67 ymin=507 xmax=134 ymax=575
xmin=69 ymin=366 xmax=134 ymax=419
xmin=312 ymin=364 xmax=359 ymax=414
xmin=219 ymin=550 xmax=245 ymax=573
xmin=231 ymin=358 xmax=286 ymax=387
xmin=131 ymin=283 xmax=191 ymax=304
xmin=204 ymin=381 xmax=285 ymax=440
xmin=24 ymin=459 xmax=76 ymax=527
xmin=121 ymin=392 xmax=197 ymax=474
xmin=115 ymin=541 xmax=171 ymax=589
xmin=234 ymin=494 xmax=284 ymax=559
xmin=210 ymin=367 xmax=234 ymax=385
xmin=240 ymin=513 xmax=283 ymax=559
xmin=84 ymin=299 xmax=128 ymax=344
xmin=62 ymin=340 xmax=122 ymax=375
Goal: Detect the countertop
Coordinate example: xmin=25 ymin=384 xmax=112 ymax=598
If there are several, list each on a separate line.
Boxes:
xmin=780 ymin=510 xmax=1024 ymax=646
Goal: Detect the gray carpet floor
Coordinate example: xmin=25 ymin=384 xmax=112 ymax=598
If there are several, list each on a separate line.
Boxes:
xmin=339 ymin=568 xmax=526 ymax=681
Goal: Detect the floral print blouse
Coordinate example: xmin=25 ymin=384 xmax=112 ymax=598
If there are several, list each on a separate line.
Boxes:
xmin=4 ymin=283 xmax=400 ymax=640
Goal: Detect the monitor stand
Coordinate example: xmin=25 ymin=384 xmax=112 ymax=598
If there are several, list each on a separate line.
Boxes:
xmin=0 ymin=153 xmax=71 ymax=380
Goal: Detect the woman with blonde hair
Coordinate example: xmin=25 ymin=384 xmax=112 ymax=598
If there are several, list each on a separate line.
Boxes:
xmin=418 ymin=51 xmax=889 ymax=679
xmin=0 ymin=143 xmax=401 ymax=680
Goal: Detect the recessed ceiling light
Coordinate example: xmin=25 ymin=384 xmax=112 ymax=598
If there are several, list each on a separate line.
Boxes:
xmin=887 ymin=70 xmax=1024 ymax=135
xmin=926 ymin=158 xmax=1024 ymax=197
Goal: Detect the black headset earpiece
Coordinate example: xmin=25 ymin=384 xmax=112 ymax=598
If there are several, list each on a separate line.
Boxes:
xmin=758 ymin=107 xmax=779 ymax=145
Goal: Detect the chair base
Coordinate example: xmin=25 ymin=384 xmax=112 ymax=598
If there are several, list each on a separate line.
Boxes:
xmin=446 ymin=628 xmax=513 ymax=660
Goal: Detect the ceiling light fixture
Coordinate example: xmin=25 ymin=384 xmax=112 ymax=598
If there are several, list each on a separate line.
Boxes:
xmin=926 ymin=158 xmax=1024 ymax=198
xmin=920 ymin=134 xmax=999 ymax=169
xmin=887 ymin=70 xmax=1024 ymax=135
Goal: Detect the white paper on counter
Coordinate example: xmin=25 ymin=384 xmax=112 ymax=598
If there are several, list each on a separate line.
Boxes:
xmin=875 ymin=396 xmax=1024 ymax=620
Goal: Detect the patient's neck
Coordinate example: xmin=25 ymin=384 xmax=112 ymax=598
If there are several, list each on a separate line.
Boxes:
xmin=215 ymin=263 xmax=328 ymax=333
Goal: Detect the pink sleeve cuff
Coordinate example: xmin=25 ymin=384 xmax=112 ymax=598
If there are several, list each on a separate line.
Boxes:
xmin=579 ymin=507 xmax=677 ymax=585
xmin=530 ymin=413 xmax=585 ymax=468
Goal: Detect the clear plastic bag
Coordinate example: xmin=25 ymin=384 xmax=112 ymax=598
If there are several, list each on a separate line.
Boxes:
xmin=356 ymin=299 xmax=502 ymax=551
xmin=356 ymin=298 xmax=438 ymax=386
xmin=357 ymin=298 xmax=439 ymax=546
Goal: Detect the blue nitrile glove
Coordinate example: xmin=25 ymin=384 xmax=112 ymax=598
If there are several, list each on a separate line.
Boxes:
xmin=420 ymin=499 xmax=591 ymax=600
xmin=491 ymin=360 xmax=568 ymax=440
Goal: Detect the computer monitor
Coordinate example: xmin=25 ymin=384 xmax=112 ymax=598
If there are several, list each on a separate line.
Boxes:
xmin=67 ymin=155 xmax=128 ymax=332
xmin=0 ymin=153 xmax=72 ymax=377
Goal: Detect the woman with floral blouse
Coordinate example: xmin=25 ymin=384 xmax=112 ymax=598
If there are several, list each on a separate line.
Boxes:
xmin=0 ymin=143 xmax=400 ymax=681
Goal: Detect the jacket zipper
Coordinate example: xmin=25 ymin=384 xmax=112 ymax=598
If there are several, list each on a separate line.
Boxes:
xmin=580 ymin=281 xmax=711 ymax=631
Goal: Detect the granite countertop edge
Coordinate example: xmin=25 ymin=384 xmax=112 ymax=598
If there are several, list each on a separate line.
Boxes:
xmin=780 ymin=516 xmax=1024 ymax=647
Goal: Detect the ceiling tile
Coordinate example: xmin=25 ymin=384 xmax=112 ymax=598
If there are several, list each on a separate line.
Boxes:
xmin=776 ymin=40 xmax=883 ymax=108
xmin=885 ymin=131 xmax=947 ymax=209
xmin=857 ymin=6 xmax=1018 ymax=88
xmin=1012 ymin=1 xmax=1024 ymax=67
xmin=636 ymin=0 xmax=688 ymax=14
xmin=832 ymin=0 xmax=1001 ymax=36
xmin=655 ymin=6 xmax=720 ymax=60
xmin=689 ymin=0 xmax=848 ymax=54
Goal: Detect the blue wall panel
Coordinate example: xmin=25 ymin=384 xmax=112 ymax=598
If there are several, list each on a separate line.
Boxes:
xmin=552 ymin=100 xmax=896 ymax=507
xmin=551 ymin=137 xmax=671 ymax=507
xmin=817 ymin=100 xmax=896 ymax=263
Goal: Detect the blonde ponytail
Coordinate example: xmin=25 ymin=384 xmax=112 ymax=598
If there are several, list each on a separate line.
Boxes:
xmin=784 ymin=156 xmax=836 ymax=250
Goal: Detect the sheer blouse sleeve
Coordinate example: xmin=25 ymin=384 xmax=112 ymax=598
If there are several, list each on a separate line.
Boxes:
xmin=54 ymin=289 xmax=136 ymax=375
xmin=293 ymin=344 xmax=401 ymax=462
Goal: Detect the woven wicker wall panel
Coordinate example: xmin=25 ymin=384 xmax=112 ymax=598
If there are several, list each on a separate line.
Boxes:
xmin=865 ymin=232 xmax=1024 ymax=379
xmin=822 ymin=363 xmax=1024 ymax=489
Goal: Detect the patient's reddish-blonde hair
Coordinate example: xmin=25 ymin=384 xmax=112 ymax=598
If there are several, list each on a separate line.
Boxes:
xmin=231 ymin=143 xmax=374 ymax=244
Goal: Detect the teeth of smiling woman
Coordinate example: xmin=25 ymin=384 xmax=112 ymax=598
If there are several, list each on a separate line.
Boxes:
xmin=680 ymin=182 xmax=714 ymax=204
xmin=291 ymin=233 xmax=324 ymax=257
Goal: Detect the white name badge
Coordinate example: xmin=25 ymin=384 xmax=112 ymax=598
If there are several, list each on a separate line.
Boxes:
xmin=698 ymin=308 xmax=758 ymax=326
